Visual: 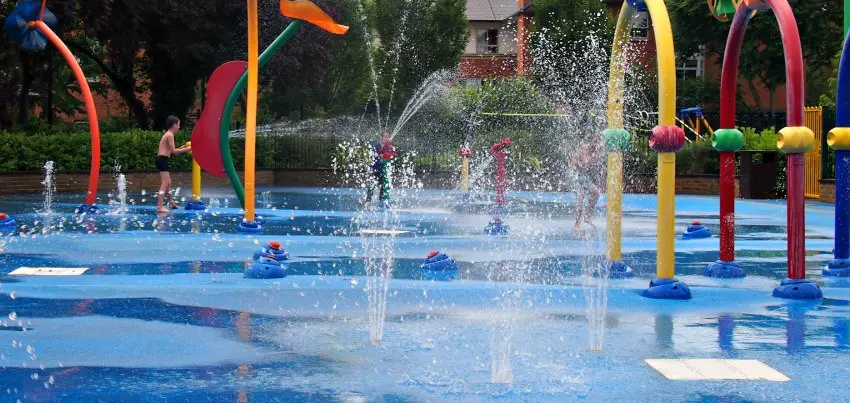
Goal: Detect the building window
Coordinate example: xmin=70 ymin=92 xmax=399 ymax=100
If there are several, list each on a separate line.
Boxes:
xmin=476 ymin=28 xmax=499 ymax=54
xmin=630 ymin=11 xmax=649 ymax=41
xmin=676 ymin=51 xmax=705 ymax=79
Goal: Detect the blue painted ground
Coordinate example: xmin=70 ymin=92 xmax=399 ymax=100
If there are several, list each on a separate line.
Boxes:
xmin=0 ymin=187 xmax=848 ymax=401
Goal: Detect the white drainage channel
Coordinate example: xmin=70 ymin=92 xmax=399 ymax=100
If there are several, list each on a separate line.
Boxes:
xmin=9 ymin=267 xmax=90 ymax=276
xmin=645 ymin=359 xmax=790 ymax=381
xmin=357 ymin=229 xmax=410 ymax=235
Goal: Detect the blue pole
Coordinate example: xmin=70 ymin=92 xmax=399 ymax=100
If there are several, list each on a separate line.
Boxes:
xmin=826 ymin=30 xmax=850 ymax=276
xmin=837 ymin=151 xmax=850 ymax=259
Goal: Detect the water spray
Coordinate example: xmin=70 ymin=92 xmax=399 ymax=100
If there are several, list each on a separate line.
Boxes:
xmin=485 ymin=138 xmax=511 ymax=235
xmin=459 ymin=147 xmax=471 ymax=200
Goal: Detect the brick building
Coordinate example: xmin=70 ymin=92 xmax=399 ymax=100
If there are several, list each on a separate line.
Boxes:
xmin=459 ymin=0 xmax=784 ymax=112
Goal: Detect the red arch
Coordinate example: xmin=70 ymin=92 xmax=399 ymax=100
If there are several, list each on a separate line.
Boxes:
xmin=719 ymin=0 xmax=807 ymax=279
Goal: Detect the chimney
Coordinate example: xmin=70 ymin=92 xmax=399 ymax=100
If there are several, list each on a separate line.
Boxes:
xmin=516 ymin=0 xmax=532 ymax=76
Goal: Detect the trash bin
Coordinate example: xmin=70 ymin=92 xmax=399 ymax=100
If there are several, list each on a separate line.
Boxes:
xmin=739 ymin=150 xmax=779 ymax=199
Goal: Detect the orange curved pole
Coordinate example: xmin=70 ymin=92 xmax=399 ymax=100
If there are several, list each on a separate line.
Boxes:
xmin=35 ymin=20 xmax=100 ymax=205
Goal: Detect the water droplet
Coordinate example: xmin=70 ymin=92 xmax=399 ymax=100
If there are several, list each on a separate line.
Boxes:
xmin=8 ymin=312 xmax=15 ymax=321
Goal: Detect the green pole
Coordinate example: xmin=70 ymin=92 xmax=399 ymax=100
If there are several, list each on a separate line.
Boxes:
xmin=379 ymin=162 xmax=391 ymax=203
xmin=846 ymin=0 xmax=849 ymax=37
xmin=220 ymin=20 xmax=304 ymax=207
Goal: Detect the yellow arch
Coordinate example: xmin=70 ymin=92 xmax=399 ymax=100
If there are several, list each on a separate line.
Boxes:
xmin=606 ymin=0 xmax=678 ymax=279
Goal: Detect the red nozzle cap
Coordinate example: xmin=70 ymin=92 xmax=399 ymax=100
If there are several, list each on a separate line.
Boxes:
xmin=0 ymin=213 xmax=6 ymax=220
xmin=692 ymin=221 xmax=701 ymax=226
xmin=268 ymin=240 xmax=281 ymax=250
xmin=427 ymin=250 xmax=439 ymax=258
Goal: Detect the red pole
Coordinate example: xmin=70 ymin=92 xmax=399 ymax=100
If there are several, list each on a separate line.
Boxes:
xmin=490 ymin=138 xmax=511 ymax=207
xmin=768 ymin=0 xmax=806 ymax=279
xmin=495 ymin=152 xmax=506 ymax=206
xmin=719 ymin=151 xmax=736 ymax=261
xmin=35 ymin=21 xmax=100 ymax=206
xmin=787 ymin=154 xmax=806 ymax=278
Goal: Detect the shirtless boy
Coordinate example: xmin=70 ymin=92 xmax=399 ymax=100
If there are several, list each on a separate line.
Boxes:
xmin=155 ymin=116 xmax=191 ymax=213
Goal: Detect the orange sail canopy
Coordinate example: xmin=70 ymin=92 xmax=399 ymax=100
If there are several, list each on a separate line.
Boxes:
xmin=280 ymin=0 xmax=349 ymax=34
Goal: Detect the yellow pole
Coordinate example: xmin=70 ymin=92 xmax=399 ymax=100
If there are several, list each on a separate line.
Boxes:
xmin=192 ymin=159 xmax=202 ymax=201
xmin=244 ymin=0 xmax=258 ymax=222
xmin=656 ymin=152 xmax=676 ymax=278
xmin=604 ymin=4 xmax=633 ymax=263
xmin=646 ymin=0 xmax=678 ymax=279
xmin=461 ymin=157 xmax=469 ymax=195
xmin=606 ymin=153 xmax=623 ymax=261
xmin=186 ymin=141 xmax=201 ymax=201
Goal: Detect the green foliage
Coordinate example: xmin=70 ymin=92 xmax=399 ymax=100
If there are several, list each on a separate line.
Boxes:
xmin=0 ymin=129 xmax=350 ymax=172
xmin=373 ymin=0 xmax=469 ymax=112
xmin=668 ymin=0 xmax=843 ymax=112
xmin=819 ymin=50 xmax=841 ymax=107
xmin=530 ymin=0 xmax=614 ymax=68
xmin=625 ymin=137 xmax=720 ymax=175
xmin=740 ymin=126 xmax=778 ymax=150
xmin=677 ymin=76 xmax=720 ymax=110
xmin=676 ymin=140 xmax=719 ymax=175
xmin=624 ymin=137 xmax=657 ymax=174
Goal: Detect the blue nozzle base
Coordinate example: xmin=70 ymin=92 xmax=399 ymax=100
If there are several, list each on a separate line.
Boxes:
xmin=602 ymin=260 xmax=634 ymax=279
xmin=642 ymin=278 xmax=692 ymax=300
xmin=824 ymin=258 xmax=850 ymax=277
xmin=75 ymin=204 xmax=99 ymax=214
xmin=484 ymin=220 xmax=509 ymax=236
xmin=237 ymin=220 xmax=263 ymax=234
xmin=704 ymin=260 xmax=746 ymax=278
xmin=184 ymin=200 xmax=206 ymax=211
xmin=244 ymin=257 xmax=286 ymax=279
xmin=773 ymin=278 xmax=823 ymax=300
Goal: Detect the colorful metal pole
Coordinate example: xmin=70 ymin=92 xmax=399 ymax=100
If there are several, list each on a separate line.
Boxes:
xmin=490 ymin=139 xmax=511 ymax=208
xmin=718 ymin=152 xmax=736 ymax=261
xmin=713 ymin=0 xmax=819 ymax=298
xmin=656 ymin=152 xmax=676 ymax=279
xmin=236 ymin=0 xmax=261 ymax=233
xmin=495 ymin=156 xmax=506 ymax=206
xmin=706 ymin=9 xmax=748 ymax=277
xmin=221 ymin=21 xmax=304 ymax=208
xmin=825 ymin=30 xmax=850 ymax=276
xmin=379 ymin=162 xmax=391 ymax=203
xmin=603 ymin=4 xmax=633 ymax=279
xmin=845 ymin=0 xmax=850 ymax=37
xmin=460 ymin=147 xmax=471 ymax=198
xmin=642 ymin=0 xmax=690 ymax=299
xmin=836 ymin=151 xmax=850 ymax=259
xmin=184 ymin=141 xmax=206 ymax=210
xmin=34 ymin=21 xmax=100 ymax=212
xmin=484 ymin=139 xmax=510 ymax=235
xmin=192 ymin=158 xmax=202 ymax=202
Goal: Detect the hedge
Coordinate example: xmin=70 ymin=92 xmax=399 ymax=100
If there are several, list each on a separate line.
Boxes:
xmin=0 ymin=130 xmax=339 ymax=172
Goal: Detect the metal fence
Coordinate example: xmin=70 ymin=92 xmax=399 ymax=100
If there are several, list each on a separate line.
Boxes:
xmin=803 ymin=106 xmax=823 ymax=198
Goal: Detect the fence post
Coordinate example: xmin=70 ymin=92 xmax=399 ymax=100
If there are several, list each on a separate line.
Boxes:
xmin=823 ymin=107 xmax=836 ymax=179
xmin=803 ymin=106 xmax=823 ymax=198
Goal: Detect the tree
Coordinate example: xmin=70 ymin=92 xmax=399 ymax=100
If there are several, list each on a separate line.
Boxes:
xmin=530 ymin=0 xmax=614 ymax=100
xmin=372 ymin=0 xmax=468 ymax=124
xmin=668 ymin=0 xmax=843 ymax=115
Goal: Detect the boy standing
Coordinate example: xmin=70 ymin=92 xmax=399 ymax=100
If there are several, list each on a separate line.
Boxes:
xmin=155 ymin=116 xmax=191 ymax=213
xmin=571 ymin=140 xmax=604 ymax=231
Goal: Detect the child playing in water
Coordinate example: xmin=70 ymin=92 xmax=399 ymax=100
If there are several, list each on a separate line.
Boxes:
xmin=365 ymin=132 xmax=396 ymax=208
xmin=155 ymin=116 xmax=191 ymax=213
xmin=570 ymin=139 xmax=604 ymax=231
